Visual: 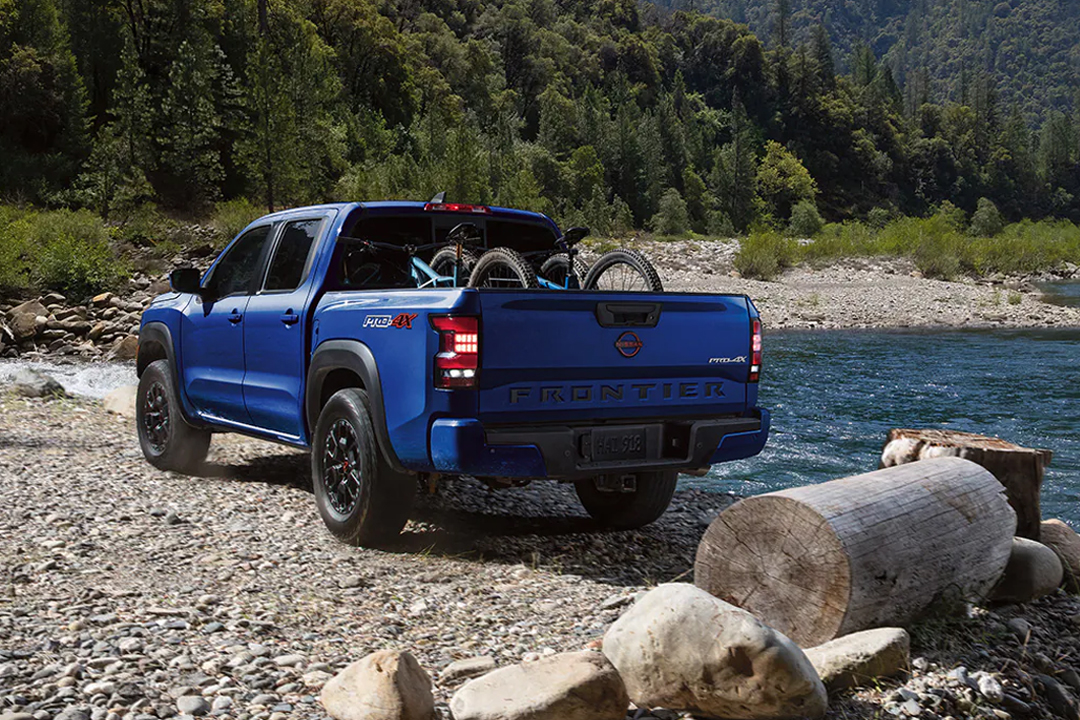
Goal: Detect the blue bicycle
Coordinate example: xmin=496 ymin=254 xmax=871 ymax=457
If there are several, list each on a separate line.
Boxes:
xmin=340 ymin=222 xmax=481 ymax=289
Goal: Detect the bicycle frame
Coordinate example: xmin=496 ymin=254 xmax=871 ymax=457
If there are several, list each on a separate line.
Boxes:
xmin=409 ymin=256 xmax=457 ymax=289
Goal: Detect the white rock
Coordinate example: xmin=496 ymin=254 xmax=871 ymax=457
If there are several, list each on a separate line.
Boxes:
xmin=273 ymin=653 xmax=306 ymax=667
xmin=320 ymin=650 xmax=435 ymax=720
xmin=602 ymin=583 xmax=827 ymax=720
xmin=804 ymin=628 xmax=910 ymax=691
xmin=991 ymin=537 xmax=1063 ymax=604
xmin=102 ymin=385 xmax=136 ymax=417
xmin=977 ymin=673 xmax=1005 ymax=703
xmin=439 ymin=656 xmax=496 ymax=684
xmin=450 ymin=651 xmax=627 ymax=720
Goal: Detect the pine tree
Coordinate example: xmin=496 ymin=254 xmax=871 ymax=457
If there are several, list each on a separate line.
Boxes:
xmin=710 ymin=99 xmax=759 ymax=231
xmin=159 ymin=38 xmax=225 ymax=208
xmin=810 ymin=25 xmax=835 ymax=90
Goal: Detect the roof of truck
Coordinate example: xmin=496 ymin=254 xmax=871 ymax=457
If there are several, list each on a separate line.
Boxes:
xmin=258 ymin=201 xmax=558 ymax=230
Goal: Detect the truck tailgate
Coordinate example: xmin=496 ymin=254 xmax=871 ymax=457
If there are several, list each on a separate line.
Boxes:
xmin=477 ymin=291 xmax=754 ymax=425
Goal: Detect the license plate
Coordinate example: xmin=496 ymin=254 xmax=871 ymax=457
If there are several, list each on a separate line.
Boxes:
xmin=589 ymin=427 xmax=647 ymax=461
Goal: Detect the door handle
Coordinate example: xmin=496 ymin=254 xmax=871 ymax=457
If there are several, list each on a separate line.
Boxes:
xmin=228 ymin=310 xmax=243 ymax=324
xmin=280 ymin=312 xmax=299 ymax=326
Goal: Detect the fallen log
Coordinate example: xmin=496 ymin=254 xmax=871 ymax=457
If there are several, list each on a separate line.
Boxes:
xmin=695 ymin=457 xmax=1016 ymax=647
xmin=880 ymin=428 xmax=1051 ymax=540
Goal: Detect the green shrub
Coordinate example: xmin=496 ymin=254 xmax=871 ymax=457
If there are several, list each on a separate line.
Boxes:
xmin=211 ymin=198 xmax=263 ymax=244
xmin=707 ymin=210 xmax=736 ymax=237
xmin=2 ymin=209 xmax=129 ymax=299
xmin=788 ymin=199 xmax=824 ymax=237
xmin=115 ymin=203 xmax=172 ymax=247
xmin=969 ymin=197 xmax=1004 ymax=237
xmin=734 ymin=228 xmax=798 ymax=280
xmin=30 ymin=210 xmax=128 ymax=298
xmin=0 ymin=207 xmax=31 ymax=292
xmin=866 ymin=207 xmax=892 ymax=229
xmin=650 ymin=188 xmax=690 ymax=235
xmin=935 ymin=201 xmax=967 ymax=231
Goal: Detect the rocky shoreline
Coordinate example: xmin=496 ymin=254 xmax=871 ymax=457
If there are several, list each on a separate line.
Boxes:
xmin=640 ymin=239 xmax=1080 ymax=331
xmin=2 ymin=240 xmax=1079 ymax=363
xmin=2 ymin=396 xmax=1080 ymax=720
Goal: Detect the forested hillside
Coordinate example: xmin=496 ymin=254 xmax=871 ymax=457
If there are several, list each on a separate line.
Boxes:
xmin=2 ymin=0 xmax=1079 ymax=238
xmin=657 ymin=0 xmax=1080 ymax=120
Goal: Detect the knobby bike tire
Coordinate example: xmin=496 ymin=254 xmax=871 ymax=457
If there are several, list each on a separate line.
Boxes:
xmin=467 ymin=247 xmax=540 ymax=289
xmin=582 ymin=248 xmax=664 ymax=292
xmin=429 ymin=247 xmax=478 ymax=285
xmin=539 ymin=255 xmax=589 ymax=289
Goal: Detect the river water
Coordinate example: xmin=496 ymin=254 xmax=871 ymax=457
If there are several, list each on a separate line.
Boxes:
xmin=695 ymin=327 xmax=1080 ymax=524
xmin=3 ymin=318 xmax=1078 ymax=523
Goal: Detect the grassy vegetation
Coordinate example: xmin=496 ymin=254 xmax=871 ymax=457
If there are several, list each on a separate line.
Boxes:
xmin=737 ymin=212 xmax=1080 ymax=281
xmin=0 ymin=207 xmax=129 ymax=299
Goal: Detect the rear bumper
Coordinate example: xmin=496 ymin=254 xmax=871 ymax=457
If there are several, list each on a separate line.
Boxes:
xmin=429 ymin=408 xmax=770 ymax=480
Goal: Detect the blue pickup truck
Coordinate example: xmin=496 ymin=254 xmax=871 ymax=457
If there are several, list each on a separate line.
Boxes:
xmin=136 ymin=201 xmax=769 ymax=546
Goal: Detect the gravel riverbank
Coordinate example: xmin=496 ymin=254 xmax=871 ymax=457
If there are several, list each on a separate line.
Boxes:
xmin=3 ymin=396 xmax=1080 ymax=720
xmin=639 ymin=239 xmax=1080 ymax=330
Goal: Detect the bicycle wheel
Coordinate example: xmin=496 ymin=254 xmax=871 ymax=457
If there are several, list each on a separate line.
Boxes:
xmin=583 ymin=249 xmax=664 ymax=292
xmin=540 ymin=255 xmax=589 ymax=289
xmin=429 ymin=247 xmax=478 ymax=285
xmin=468 ymin=247 xmax=540 ymax=289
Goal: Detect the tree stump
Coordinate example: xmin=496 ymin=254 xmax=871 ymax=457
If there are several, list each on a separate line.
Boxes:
xmin=880 ymin=428 xmax=1051 ymax=540
xmin=695 ymin=458 xmax=1016 ymax=647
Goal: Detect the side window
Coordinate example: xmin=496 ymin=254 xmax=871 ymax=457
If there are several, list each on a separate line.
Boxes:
xmin=264 ymin=219 xmax=321 ymax=291
xmin=209 ymin=225 xmax=273 ymax=298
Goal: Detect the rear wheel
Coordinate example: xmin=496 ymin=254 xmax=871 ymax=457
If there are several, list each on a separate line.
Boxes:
xmin=137 ymin=359 xmax=211 ymax=474
xmin=575 ymin=471 xmax=678 ymax=529
xmin=429 ymin=247 xmax=478 ymax=286
xmin=539 ymin=254 xmax=589 ymax=289
xmin=583 ymin=249 xmax=664 ymax=292
xmin=468 ymin=247 xmax=540 ymax=289
xmin=311 ymin=388 xmax=417 ymax=546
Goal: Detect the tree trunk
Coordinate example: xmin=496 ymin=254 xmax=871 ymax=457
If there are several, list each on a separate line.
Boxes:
xmin=880 ymin=428 xmax=1051 ymax=540
xmin=694 ymin=457 xmax=1016 ymax=647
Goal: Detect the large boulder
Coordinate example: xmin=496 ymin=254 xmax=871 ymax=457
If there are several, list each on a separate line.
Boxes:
xmin=11 ymin=369 xmax=67 ymax=398
xmin=103 ymin=385 xmax=137 ymax=418
xmin=602 ymin=583 xmax=827 ymax=720
xmin=8 ymin=299 xmax=47 ymax=339
xmin=803 ymin=628 xmax=910 ymax=691
xmin=990 ymin=537 xmax=1063 ymax=604
xmin=1040 ymin=519 xmax=1080 ymax=593
xmin=108 ymin=335 xmax=139 ymax=361
xmin=450 ymin=651 xmax=627 ymax=720
xmin=320 ymin=650 xmax=435 ymax=720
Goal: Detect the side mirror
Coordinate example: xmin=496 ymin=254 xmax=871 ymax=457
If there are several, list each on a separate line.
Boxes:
xmin=169 ymin=268 xmax=203 ymax=296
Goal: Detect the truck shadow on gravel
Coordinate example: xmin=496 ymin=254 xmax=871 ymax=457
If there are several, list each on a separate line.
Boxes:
xmin=199 ymin=451 xmax=731 ymax=587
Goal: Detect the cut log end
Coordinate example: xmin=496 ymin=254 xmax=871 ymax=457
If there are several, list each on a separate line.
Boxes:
xmin=695 ymin=496 xmax=851 ymax=646
xmin=695 ymin=458 xmax=1016 ymax=647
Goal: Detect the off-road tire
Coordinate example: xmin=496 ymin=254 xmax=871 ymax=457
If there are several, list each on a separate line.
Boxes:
xmin=575 ymin=470 xmax=678 ymax=529
xmin=583 ymin=249 xmax=664 ymax=292
xmin=468 ymin=247 xmax=540 ymax=289
xmin=311 ymin=388 xmax=416 ymax=546
xmin=136 ymin=359 xmax=211 ymax=474
xmin=539 ymin=255 xmax=589 ymax=289
xmin=430 ymin=247 xmax=478 ymax=285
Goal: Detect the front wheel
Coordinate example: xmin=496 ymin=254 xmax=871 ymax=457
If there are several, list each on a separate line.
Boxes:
xmin=540 ymin=255 xmax=589 ymax=289
xmin=429 ymin=247 xmax=478 ymax=286
xmin=583 ymin=249 xmax=664 ymax=292
xmin=468 ymin=247 xmax=540 ymax=288
xmin=136 ymin=359 xmax=211 ymax=474
xmin=311 ymin=388 xmax=416 ymax=547
xmin=574 ymin=471 xmax=678 ymax=530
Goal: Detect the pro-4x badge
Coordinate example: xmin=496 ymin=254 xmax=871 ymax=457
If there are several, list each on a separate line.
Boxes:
xmin=615 ymin=331 xmax=643 ymax=358
xmin=363 ymin=312 xmax=418 ymax=329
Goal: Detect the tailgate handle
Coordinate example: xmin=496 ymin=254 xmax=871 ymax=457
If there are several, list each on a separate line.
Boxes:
xmin=595 ymin=302 xmax=662 ymax=328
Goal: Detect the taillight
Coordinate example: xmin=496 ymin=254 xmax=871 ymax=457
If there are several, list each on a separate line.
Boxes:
xmin=423 ymin=203 xmax=492 ymax=214
xmin=749 ymin=318 xmax=762 ymax=382
xmin=432 ymin=315 xmax=479 ymax=389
